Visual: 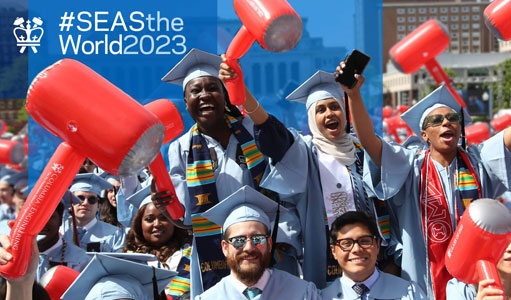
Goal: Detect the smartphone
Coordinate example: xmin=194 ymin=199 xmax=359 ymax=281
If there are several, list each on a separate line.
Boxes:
xmin=335 ymin=49 xmax=371 ymax=89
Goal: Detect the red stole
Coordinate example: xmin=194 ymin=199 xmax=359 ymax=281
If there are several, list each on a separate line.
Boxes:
xmin=420 ymin=149 xmax=481 ymax=300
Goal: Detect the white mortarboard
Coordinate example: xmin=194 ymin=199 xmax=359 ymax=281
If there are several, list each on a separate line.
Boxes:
xmin=401 ymin=85 xmax=472 ymax=137
xmin=61 ymin=253 xmax=176 ymax=300
xmin=126 ymin=184 xmax=152 ymax=209
xmin=20 ymin=185 xmax=28 ymax=197
xmin=202 ymin=185 xmax=288 ymax=232
xmin=161 ymin=48 xmax=222 ymax=90
xmin=285 ymin=70 xmax=344 ymax=110
xmin=0 ymin=169 xmax=22 ymax=185
xmin=69 ymin=173 xmax=113 ymax=197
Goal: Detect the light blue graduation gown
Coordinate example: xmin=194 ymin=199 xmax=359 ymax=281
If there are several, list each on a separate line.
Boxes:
xmin=168 ymin=117 xmax=302 ymax=299
xmin=36 ymin=237 xmax=90 ymax=281
xmin=62 ymin=219 xmax=126 ymax=253
xmin=196 ymin=269 xmax=321 ymax=300
xmin=321 ymin=271 xmax=427 ymax=300
xmin=445 ymin=278 xmax=477 ymax=300
xmin=363 ymin=132 xmax=510 ymax=295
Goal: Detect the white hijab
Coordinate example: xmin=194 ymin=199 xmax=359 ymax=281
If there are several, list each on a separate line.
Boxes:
xmin=307 ymin=98 xmax=357 ymax=166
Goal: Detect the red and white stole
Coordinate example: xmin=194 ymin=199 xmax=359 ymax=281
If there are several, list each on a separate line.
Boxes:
xmin=420 ymin=149 xmax=481 ymax=300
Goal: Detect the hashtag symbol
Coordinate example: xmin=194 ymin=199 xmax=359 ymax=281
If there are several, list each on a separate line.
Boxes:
xmin=59 ymin=12 xmax=75 ymax=31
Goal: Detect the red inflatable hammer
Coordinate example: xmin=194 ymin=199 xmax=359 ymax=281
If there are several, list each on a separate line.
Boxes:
xmin=0 ymin=59 xmax=165 ymax=279
xmin=484 ymin=0 xmax=511 ymax=41
xmin=446 ymin=198 xmax=511 ymax=291
xmin=390 ymin=19 xmax=466 ymax=108
xmin=144 ymin=99 xmax=185 ymax=220
xmin=225 ymin=0 xmax=302 ymax=105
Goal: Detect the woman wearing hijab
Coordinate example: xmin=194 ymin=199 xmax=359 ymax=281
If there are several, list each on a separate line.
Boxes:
xmin=219 ymin=62 xmax=392 ymax=289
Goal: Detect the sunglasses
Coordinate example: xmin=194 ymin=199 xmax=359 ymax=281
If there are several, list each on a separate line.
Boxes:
xmin=334 ymin=235 xmax=376 ymax=251
xmin=226 ymin=235 xmax=268 ymax=250
xmin=77 ymin=195 xmax=99 ymax=204
xmin=422 ymin=112 xmax=460 ymax=130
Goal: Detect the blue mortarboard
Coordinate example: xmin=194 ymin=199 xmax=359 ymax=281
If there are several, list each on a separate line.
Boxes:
xmin=161 ymin=48 xmax=222 ymax=90
xmin=126 ymin=184 xmax=152 ymax=209
xmin=401 ymin=85 xmax=472 ymax=137
xmin=97 ymin=171 xmax=120 ymax=185
xmin=69 ymin=173 xmax=113 ymax=196
xmin=0 ymin=169 xmax=22 ymax=185
xmin=20 ymin=186 xmax=28 ymax=197
xmin=62 ymin=253 xmax=176 ymax=300
xmin=60 ymin=189 xmax=81 ymax=209
xmin=202 ymin=185 xmax=288 ymax=232
xmin=13 ymin=170 xmax=27 ymax=189
xmin=285 ymin=70 xmax=344 ymax=110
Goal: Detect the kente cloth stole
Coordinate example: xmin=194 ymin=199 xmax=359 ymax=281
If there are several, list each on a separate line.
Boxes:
xmin=420 ymin=149 xmax=481 ymax=300
xmin=187 ymin=115 xmax=267 ymax=291
xmin=324 ymin=141 xmax=390 ymax=284
xmin=167 ymin=247 xmax=192 ymax=299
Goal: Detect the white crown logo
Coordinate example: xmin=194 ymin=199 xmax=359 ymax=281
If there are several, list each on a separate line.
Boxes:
xmin=51 ymin=163 xmax=64 ymax=174
xmin=13 ymin=17 xmax=44 ymax=54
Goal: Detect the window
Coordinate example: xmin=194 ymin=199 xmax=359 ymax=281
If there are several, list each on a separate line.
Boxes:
xmin=472 ymin=23 xmax=480 ymax=29
xmin=472 ymin=15 xmax=480 ymax=21
xmin=407 ymin=8 xmax=415 ymax=13
xmin=473 ymin=40 xmax=480 ymax=46
xmin=397 ymin=17 xmax=405 ymax=23
xmin=451 ymin=7 xmax=459 ymax=13
xmin=419 ymin=16 xmax=427 ymax=22
xmin=440 ymin=7 xmax=448 ymax=13
xmin=462 ymin=7 xmax=469 ymax=12
xmin=451 ymin=41 xmax=458 ymax=47
xmin=462 ymin=32 xmax=470 ymax=37
xmin=452 ymin=32 xmax=459 ymax=38
xmin=397 ymin=34 xmax=405 ymax=40
xmin=462 ymin=40 xmax=469 ymax=46
xmin=462 ymin=24 xmax=469 ymax=29
xmin=472 ymin=6 xmax=480 ymax=12
xmin=419 ymin=8 xmax=426 ymax=14
xmin=462 ymin=15 xmax=469 ymax=21
xmin=472 ymin=32 xmax=480 ymax=37
xmin=451 ymin=24 xmax=459 ymax=30
xmin=397 ymin=25 xmax=405 ymax=31
xmin=429 ymin=7 xmax=437 ymax=13
xmin=451 ymin=16 xmax=458 ymax=21
xmin=397 ymin=8 xmax=405 ymax=14
xmin=408 ymin=25 xmax=416 ymax=31
xmin=440 ymin=16 xmax=448 ymax=21
xmin=408 ymin=17 xmax=416 ymax=22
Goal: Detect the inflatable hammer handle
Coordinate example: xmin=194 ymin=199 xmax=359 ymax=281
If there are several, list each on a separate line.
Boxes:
xmin=225 ymin=26 xmax=256 ymax=106
xmin=476 ymin=259 xmax=503 ymax=291
xmin=149 ymin=154 xmax=184 ymax=220
xmin=424 ymin=59 xmax=467 ymax=108
xmin=0 ymin=142 xmax=84 ymax=279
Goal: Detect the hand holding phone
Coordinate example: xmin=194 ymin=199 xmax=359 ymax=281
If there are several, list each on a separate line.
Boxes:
xmin=335 ymin=49 xmax=371 ymax=89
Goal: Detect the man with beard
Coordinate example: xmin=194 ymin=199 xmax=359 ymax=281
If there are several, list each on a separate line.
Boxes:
xmin=321 ymin=211 xmax=426 ymax=299
xmin=197 ymin=185 xmax=321 ymax=300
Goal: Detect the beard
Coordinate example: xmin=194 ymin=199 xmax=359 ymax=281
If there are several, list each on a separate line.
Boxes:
xmin=227 ymin=249 xmax=271 ymax=286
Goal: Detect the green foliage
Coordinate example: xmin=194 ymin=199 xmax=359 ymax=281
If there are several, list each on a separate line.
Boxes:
xmin=494 ymin=59 xmax=511 ymax=111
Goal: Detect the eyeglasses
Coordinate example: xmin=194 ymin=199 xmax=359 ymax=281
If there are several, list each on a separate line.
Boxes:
xmin=77 ymin=195 xmax=99 ymax=204
xmin=422 ymin=113 xmax=460 ymax=130
xmin=334 ymin=235 xmax=376 ymax=251
xmin=226 ymin=235 xmax=268 ymax=250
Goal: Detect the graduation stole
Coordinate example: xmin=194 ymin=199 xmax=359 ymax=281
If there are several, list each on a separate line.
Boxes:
xmin=420 ymin=149 xmax=481 ymax=300
xmin=324 ymin=141 xmax=390 ymax=285
xmin=187 ymin=114 xmax=266 ymax=291
xmin=167 ymin=246 xmax=192 ymax=299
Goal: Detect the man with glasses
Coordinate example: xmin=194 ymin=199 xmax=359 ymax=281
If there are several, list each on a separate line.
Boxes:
xmin=343 ymin=75 xmax=511 ymax=299
xmin=197 ymin=185 xmax=321 ymax=299
xmin=322 ymin=211 xmax=426 ymax=299
xmin=61 ymin=173 xmax=126 ymax=252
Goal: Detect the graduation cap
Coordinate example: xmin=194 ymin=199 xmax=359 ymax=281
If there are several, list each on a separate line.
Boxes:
xmin=126 ymin=184 xmax=152 ymax=209
xmin=61 ymin=253 xmax=176 ymax=300
xmin=161 ymin=48 xmax=222 ymax=90
xmin=60 ymin=189 xmax=81 ymax=209
xmin=13 ymin=171 xmax=28 ymax=190
xmin=401 ymin=85 xmax=472 ymax=139
xmin=286 ymin=70 xmax=350 ymax=133
xmin=97 ymin=171 xmax=120 ymax=185
xmin=69 ymin=173 xmax=113 ymax=196
xmin=0 ymin=169 xmax=22 ymax=185
xmin=202 ymin=185 xmax=288 ymax=232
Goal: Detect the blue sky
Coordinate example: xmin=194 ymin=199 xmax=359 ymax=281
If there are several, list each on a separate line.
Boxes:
xmin=217 ymin=1 xmax=356 ymax=48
